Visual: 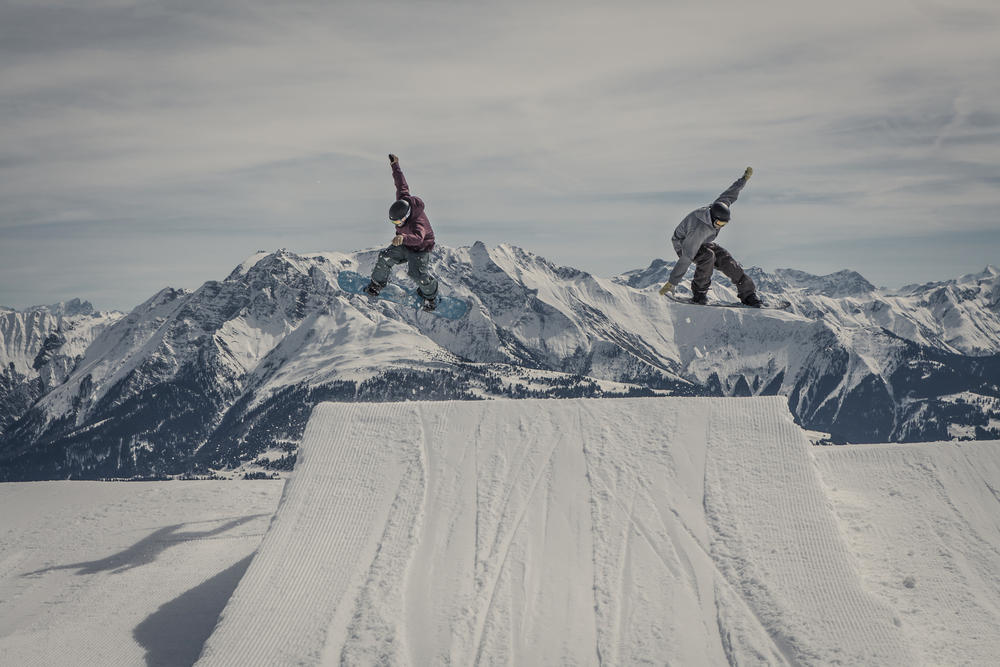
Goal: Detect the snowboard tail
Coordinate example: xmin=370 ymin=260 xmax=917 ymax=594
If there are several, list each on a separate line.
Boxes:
xmin=337 ymin=270 xmax=470 ymax=320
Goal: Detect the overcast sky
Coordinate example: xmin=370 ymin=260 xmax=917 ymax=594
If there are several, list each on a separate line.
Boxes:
xmin=2 ymin=0 xmax=998 ymax=310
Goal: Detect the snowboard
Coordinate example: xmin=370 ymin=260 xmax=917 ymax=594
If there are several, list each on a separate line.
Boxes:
xmin=663 ymin=293 xmax=791 ymax=310
xmin=337 ymin=270 xmax=470 ymax=320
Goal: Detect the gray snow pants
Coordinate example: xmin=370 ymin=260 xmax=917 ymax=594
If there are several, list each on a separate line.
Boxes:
xmin=371 ymin=245 xmax=439 ymax=299
xmin=692 ymin=243 xmax=756 ymax=299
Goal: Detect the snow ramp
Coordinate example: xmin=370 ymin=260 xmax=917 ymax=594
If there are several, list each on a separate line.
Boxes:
xmin=198 ymin=397 xmax=913 ymax=666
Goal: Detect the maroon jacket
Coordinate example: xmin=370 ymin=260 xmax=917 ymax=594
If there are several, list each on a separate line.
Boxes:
xmin=392 ymin=163 xmax=435 ymax=252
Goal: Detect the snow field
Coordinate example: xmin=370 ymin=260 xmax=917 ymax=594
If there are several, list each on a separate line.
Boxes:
xmin=3 ymin=401 xmax=997 ymax=665
xmin=815 ymin=441 xmax=1000 ymax=665
xmin=201 ymin=397 xmax=927 ymax=665
xmin=0 ymin=481 xmax=282 ymax=666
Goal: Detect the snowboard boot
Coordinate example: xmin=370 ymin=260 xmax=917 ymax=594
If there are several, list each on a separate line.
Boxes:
xmin=420 ymin=295 xmax=438 ymax=312
xmin=365 ymin=280 xmax=385 ymax=298
xmin=741 ymin=293 xmax=763 ymax=308
xmin=691 ymin=291 xmax=709 ymax=305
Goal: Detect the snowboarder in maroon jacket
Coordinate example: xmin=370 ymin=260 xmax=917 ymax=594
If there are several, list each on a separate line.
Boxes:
xmin=366 ymin=154 xmax=439 ymax=310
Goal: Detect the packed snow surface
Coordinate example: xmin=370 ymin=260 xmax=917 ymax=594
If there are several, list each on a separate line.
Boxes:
xmin=0 ymin=481 xmax=282 ymax=666
xmin=815 ymin=442 xmax=1000 ymax=666
xmin=198 ymin=397 xmax=1000 ymax=666
xmin=4 ymin=398 xmax=999 ymax=665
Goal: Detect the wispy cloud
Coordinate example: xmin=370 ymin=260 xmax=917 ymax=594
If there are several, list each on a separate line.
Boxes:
xmin=1 ymin=0 xmax=998 ymax=309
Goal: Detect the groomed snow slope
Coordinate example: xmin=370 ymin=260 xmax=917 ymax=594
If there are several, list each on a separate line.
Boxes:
xmin=201 ymin=397 xmax=938 ymax=666
xmin=815 ymin=442 xmax=1000 ymax=666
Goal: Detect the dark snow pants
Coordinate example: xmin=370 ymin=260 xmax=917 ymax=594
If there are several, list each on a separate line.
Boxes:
xmin=691 ymin=243 xmax=756 ymax=299
xmin=371 ymin=245 xmax=439 ymax=299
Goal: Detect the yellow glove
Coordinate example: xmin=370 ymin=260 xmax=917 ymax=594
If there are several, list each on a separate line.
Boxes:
xmin=744 ymin=166 xmax=753 ymax=180
xmin=659 ymin=281 xmax=676 ymax=295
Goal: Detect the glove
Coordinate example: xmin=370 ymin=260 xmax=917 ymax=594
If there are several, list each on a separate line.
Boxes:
xmin=392 ymin=234 xmax=405 ymax=246
xmin=388 ymin=154 xmax=399 ymax=165
xmin=659 ymin=281 xmax=676 ymax=295
xmin=744 ymin=166 xmax=753 ymax=180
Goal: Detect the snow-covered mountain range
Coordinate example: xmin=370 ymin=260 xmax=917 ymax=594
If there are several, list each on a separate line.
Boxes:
xmin=2 ymin=244 xmax=998 ymax=480
xmin=0 ymin=300 xmax=120 ymax=437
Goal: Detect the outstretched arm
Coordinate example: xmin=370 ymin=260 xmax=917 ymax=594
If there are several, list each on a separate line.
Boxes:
xmin=714 ymin=167 xmax=753 ymax=206
xmin=389 ymin=153 xmax=409 ymax=199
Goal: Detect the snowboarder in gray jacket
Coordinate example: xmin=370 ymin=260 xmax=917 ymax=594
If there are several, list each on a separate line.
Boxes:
xmin=659 ymin=167 xmax=762 ymax=307
xmin=366 ymin=154 xmax=440 ymax=311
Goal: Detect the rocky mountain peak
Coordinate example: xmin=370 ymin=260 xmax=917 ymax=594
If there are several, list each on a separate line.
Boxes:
xmin=3 ymin=244 xmax=1000 ymax=481
xmin=772 ymin=268 xmax=876 ymax=297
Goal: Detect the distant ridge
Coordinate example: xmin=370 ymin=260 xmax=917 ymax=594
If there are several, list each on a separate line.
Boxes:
xmin=2 ymin=244 xmax=1000 ymax=480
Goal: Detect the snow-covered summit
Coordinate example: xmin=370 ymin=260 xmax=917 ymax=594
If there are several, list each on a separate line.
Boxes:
xmin=0 ymin=300 xmax=122 ymax=438
xmin=0 ymin=300 xmax=121 ymax=380
xmin=897 ymin=264 xmax=1000 ymax=294
xmin=2 ymin=244 xmax=999 ymax=480
xmin=875 ymin=265 xmax=1000 ymax=354
xmin=770 ymin=267 xmax=876 ymax=297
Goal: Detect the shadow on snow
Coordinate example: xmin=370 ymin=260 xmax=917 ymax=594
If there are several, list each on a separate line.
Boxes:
xmin=133 ymin=554 xmax=254 ymax=667
xmin=22 ymin=515 xmax=267 ymax=577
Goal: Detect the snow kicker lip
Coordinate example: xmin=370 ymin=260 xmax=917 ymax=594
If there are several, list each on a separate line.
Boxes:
xmin=198 ymin=397 xmax=914 ymax=666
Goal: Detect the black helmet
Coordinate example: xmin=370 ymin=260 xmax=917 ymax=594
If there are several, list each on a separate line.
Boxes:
xmin=389 ymin=199 xmax=410 ymax=222
xmin=710 ymin=201 xmax=731 ymax=222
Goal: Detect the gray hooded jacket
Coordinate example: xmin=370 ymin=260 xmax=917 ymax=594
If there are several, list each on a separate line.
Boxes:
xmin=666 ymin=174 xmax=749 ymax=286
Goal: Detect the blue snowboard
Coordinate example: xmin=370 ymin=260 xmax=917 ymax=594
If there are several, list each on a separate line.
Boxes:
xmin=337 ymin=270 xmax=470 ymax=320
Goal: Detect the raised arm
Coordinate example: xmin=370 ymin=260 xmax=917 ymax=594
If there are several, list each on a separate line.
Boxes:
xmin=389 ymin=153 xmax=410 ymax=199
xmin=714 ymin=167 xmax=753 ymax=206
